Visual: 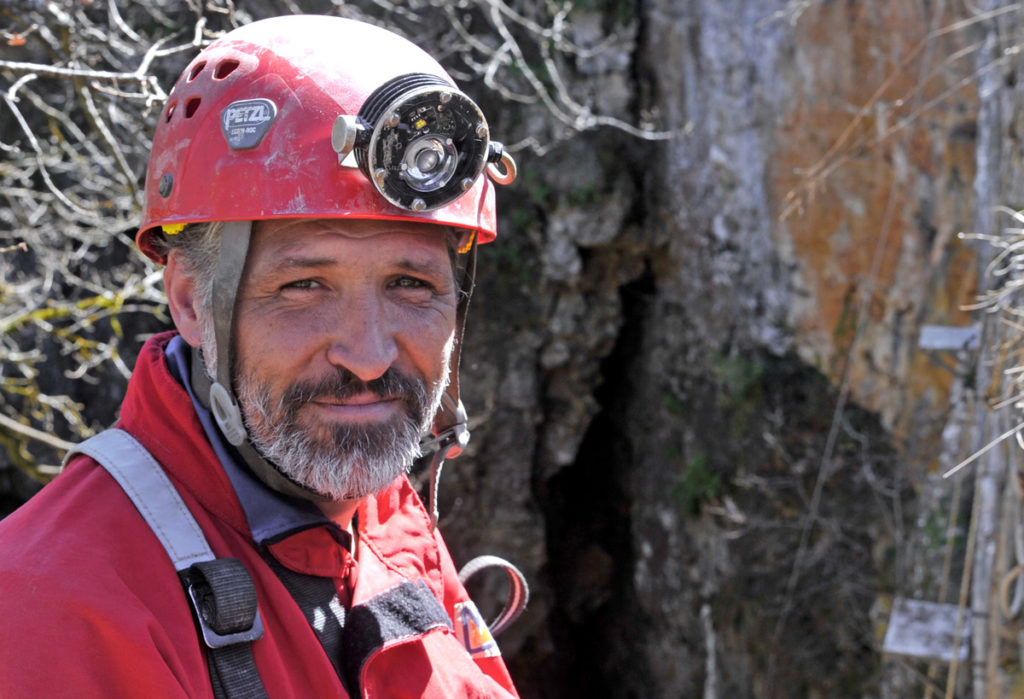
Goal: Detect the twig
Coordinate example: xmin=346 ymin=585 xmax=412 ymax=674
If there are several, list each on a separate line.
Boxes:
xmin=0 ymin=411 xmax=75 ymax=453
xmin=0 ymin=242 xmax=27 ymax=255
xmin=942 ymin=421 xmax=1024 ymax=478
xmin=1 ymin=92 xmax=101 ymax=222
xmin=0 ymin=60 xmax=154 ymax=83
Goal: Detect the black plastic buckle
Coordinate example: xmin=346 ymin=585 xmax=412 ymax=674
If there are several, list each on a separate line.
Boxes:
xmin=184 ymin=559 xmax=265 ymax=649
xmin=187 ymin=582 xmax=265 ymax=648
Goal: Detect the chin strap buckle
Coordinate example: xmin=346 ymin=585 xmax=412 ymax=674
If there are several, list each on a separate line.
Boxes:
xmin=209 ymin=381 xmax=247 ymax=447
xmin=421 ymin=395 xmax=470 ymax=458
xmin=420 ymin=395 xmax=471 ymax=531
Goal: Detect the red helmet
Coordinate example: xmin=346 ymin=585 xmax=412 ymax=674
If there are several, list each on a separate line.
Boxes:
xmin=137 ymin=15 xmax=504 ymax=262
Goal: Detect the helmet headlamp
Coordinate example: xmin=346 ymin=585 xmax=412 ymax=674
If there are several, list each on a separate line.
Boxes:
xmin=332 ymin=73 xmax=514 ymax=211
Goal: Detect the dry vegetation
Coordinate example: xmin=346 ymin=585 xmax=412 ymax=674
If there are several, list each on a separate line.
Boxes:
xmin=0 ymin=0 xmax=664 ymax=483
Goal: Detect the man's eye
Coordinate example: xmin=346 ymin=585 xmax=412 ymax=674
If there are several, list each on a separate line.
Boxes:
xmin=393 ymin=277 xmax=430 ymax=290
xmin=282 ymin=279 xmax=319 ymax=291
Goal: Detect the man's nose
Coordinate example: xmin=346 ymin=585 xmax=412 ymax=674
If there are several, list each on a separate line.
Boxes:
xmin=324 ymin=295 xmax=398 ymax=383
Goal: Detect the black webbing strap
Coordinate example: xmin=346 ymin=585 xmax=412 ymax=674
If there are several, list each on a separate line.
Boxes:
xmin=181 ymin=559 xmax=268 ymax=699
xmin=263 ymin=555 xmax=352 ymax=694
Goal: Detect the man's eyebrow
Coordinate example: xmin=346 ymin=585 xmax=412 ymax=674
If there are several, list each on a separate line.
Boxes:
xmin=259 ymin=255 xmax=453 ymax=279
xmin=266 ymin=255 xmax=336 ymax=272
xmin=394 ymin=257 xmax=452 ymax=277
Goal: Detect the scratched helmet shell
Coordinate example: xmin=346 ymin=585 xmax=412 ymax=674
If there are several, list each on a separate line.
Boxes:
xmin=137 ymin=15 xmax=497 ymax=263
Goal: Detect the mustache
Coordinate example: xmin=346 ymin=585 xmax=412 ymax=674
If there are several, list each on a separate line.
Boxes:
xmin=280 ymin=367 xmax=428 ymax=411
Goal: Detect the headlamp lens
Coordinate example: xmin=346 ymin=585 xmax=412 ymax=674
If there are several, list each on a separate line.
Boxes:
xmin=402 ymin=136 xmax=457 ymax=192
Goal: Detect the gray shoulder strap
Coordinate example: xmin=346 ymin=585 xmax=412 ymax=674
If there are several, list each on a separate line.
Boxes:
xmin=67 ymin=429 xmax=268 ymax=698
xmin=65 ymin=428 xmax=214 ymax=570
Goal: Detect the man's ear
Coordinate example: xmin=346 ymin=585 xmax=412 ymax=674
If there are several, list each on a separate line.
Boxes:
xmin=164 ymin=251 xmax=204 ymax=349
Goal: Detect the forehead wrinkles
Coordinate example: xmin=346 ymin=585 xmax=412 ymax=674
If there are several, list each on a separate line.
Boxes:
xmin=253 ymin=217 xmax=452 ymax=241
xmin=248 ymin=226 xmax=453 ymax=281
xmin=253 ymin=219 xmax=448 ymax=252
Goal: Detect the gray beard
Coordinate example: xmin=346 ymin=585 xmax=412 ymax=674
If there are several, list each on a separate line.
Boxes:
xmin=235 ymin=365 xmax=447 ymax=501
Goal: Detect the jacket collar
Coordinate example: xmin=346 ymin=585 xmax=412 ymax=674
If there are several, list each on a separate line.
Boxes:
xmin=162 ymin=334 xmax=329 ymax=545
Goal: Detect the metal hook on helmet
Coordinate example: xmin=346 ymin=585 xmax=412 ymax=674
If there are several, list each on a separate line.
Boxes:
xmin=487 ymin=150 xmax=517 ymax=186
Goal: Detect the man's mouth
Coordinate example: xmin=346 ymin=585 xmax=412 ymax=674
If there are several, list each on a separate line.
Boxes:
xmin=310 ymin=392 xmax=402 ymax=422
xmin=277 ymin=367 xmax=426 ymax=428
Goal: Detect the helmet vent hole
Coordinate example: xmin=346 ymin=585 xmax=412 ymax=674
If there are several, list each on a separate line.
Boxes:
xmin=214 ymin=59 xmax=239 ymax=80
xmin=184 ymin=96 xmax=201 ymax=119
xmin=164 ymin=101 xmax=177 ymax=123
xmin=188 ymin=61 xmax=206 ymax=82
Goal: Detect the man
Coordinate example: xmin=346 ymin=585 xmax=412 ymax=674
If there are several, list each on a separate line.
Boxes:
xmin=0 ymin=15 xmax=521 ymax=697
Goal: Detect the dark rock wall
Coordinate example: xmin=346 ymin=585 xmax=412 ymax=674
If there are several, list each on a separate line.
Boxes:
xmin=445 ymin=0 xmax=994 ymax=696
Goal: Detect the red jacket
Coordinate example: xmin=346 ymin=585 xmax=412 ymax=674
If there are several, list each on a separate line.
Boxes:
xmin=0 ymin=332 xmax=518 ymax=697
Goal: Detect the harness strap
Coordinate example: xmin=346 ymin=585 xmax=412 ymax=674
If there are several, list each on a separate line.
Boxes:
xmin=263 ymin=555 xmax=351 ymax=693
xmin=69 ymin=428 xmax=212 ymax=569
xmin=183 ymin=560 xmax=267 ymax=699
xmin=67 ymin=429 xmax=267 ymax=699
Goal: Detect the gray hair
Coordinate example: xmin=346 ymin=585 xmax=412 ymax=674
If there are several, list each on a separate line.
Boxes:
xmin=153 ymin=221 xmax=222 ymax=313
xmin=154 ymin=221 xmax=222 ymax=376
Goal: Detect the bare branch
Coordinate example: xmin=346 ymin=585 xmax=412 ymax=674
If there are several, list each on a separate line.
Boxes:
xmin=0 ymin=410 xmax=76 ymax=453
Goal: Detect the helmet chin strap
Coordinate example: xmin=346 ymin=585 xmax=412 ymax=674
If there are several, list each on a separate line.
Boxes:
xmin=190 ymin=220 xmax=332 ymax=504
xmin=422 ymin=234 xmax=477 ymax=531
xmin=188 ymin=220 xmax=480 ymax=522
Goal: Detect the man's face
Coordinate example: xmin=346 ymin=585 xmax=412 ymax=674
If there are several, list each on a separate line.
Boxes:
xmin=230 ymin=218 xmax=458 ymax=501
